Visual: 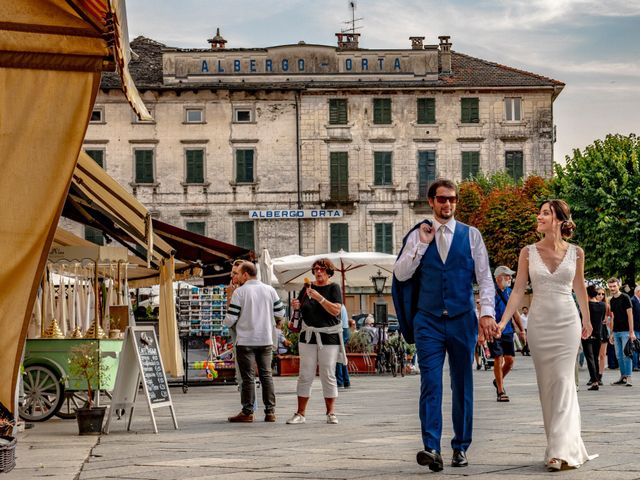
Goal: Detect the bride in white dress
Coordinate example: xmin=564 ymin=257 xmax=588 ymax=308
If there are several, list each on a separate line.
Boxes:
xmin=498 ymin=200 xmax=596 ymax=471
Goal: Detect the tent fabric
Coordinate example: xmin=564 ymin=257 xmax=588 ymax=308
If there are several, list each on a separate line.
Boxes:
xmin=0 ymin=65 xmax=102 ymax=413
xmin=0 ymin=0 xmax=148 ymax=414
xmin=158 ymin=256 xmax=184 ymax=378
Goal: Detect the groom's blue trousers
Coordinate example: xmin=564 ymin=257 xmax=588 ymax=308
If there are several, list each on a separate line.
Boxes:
xmin=414 ymin=309 xmax=477 ymax=453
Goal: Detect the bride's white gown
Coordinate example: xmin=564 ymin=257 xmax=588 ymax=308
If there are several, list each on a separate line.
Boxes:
xmin=527 ymin=243 xmax=593 ymax=467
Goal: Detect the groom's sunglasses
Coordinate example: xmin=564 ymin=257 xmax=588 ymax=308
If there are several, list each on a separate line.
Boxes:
xmin=434 ymin=195 xmax=458 ymax=204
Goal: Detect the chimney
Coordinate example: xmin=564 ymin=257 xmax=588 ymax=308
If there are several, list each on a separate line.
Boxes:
xmin=410 ymin=36 xmax=425 ymax=50
xmin=336 ymin=32 xmax=360 ymax=50
xmin=438 ymin=35 xmax=452 ymax=74
xmin=207 ymin=27 xmax=227 ymax=49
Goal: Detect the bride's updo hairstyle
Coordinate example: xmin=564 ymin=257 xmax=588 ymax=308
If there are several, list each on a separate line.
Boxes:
xmin=544 ymin=199 xmax=576 ymax=239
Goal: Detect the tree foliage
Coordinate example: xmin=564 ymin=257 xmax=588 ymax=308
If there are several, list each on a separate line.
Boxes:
xmin=457 ymin=175 xmax=549 ymax=270
xmin=552 ymin=134 xmax=640 ymax=286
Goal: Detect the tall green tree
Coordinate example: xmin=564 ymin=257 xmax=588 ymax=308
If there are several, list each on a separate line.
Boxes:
xmin=553 ymin=134 xmax=640 ymax=287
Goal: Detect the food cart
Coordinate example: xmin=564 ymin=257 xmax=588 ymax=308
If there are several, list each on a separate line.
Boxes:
xmin=20 ymin=245 xmax=129 ymax=422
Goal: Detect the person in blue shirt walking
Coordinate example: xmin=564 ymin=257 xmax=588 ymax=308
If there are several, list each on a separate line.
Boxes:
xmin=489 ymin=266 xmax=525 ymax=402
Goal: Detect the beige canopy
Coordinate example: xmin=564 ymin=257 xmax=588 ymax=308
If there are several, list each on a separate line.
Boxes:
xmin=0 ymin=0 xmax=149 ymax=413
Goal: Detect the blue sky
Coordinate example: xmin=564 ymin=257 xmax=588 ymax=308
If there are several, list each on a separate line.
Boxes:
xmin=125 ymin=0 xmax=640 ymax=164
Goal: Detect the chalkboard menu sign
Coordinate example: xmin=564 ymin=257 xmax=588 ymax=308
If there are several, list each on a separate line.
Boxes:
xmin=105 ymin=326 xmax=178 ymax=434
xmin=133 ymin=329 xmax=170 ymax=405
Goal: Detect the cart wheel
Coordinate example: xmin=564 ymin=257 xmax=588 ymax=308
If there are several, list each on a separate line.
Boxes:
xmin=20 ymin=364 xmax=64 ymax=422
xmin=55 ymin=391 xmax=90 ymax=419
xmin=182 ymin=385 xmax=188 ymax=393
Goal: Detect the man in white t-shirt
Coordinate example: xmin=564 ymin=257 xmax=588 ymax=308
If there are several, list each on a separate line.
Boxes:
xmin=224 ymin=261 xmax=286 ymax=423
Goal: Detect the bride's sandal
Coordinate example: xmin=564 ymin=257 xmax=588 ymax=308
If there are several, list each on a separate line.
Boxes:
xmin=496 ymin=392 xmax=510 ymax=402
xmin=547 ymin=458 xmax=566 ymax=471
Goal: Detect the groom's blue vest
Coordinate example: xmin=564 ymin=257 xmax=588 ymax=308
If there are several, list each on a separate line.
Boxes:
xmin=393 ymin=221 xmax=476 ymax=343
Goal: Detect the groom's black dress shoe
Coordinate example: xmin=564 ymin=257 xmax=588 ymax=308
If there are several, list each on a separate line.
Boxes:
xmin=451 ymin=450 xmax=468 ymax=467
xmin=417 ymin=448 xmax=444 ymax=472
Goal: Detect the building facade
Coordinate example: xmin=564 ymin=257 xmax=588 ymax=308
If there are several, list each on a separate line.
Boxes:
xmin=81 ymin=32 xmax=564 ymax=260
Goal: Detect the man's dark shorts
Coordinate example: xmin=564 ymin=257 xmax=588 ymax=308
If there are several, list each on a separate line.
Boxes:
xmin=489 ymin=333 xmax=515 ymax=358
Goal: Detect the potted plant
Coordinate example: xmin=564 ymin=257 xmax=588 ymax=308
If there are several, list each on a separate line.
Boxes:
xmin=345 ymin=330 xmax=376 ymax=374
xmin=68 ymin=342 xmax=110 ymax=435
xmin=276 ymin=324 xmax=300 ymax=376
xmin=0 ymin=405 xmax=16 ymax=473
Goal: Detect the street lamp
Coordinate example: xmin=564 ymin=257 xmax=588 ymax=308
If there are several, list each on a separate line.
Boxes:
xmin=370 ymin=269 xmax=388 ymax=326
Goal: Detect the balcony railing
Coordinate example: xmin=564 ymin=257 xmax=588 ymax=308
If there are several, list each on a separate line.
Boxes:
xmin=319 ymin=181 xmax=359 ymax=205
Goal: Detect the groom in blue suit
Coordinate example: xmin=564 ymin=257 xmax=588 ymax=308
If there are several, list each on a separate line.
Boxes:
xmin=393 ymin=179 xmax=497 ymax=471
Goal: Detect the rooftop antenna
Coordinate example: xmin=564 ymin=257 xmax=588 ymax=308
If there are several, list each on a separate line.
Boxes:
xmin=342 ymin=0 xmax=363 ymax=34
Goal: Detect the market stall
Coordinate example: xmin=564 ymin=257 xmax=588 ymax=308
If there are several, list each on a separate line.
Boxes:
xmin=21 ymin=245 xmax=130 ymax=422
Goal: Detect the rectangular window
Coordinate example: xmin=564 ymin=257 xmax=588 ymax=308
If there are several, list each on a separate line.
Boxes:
xmin=185 ymin=108 xmax=204 ymax=123
xmin=330 ymin=224 xmax=349 ymax=252
xmin=134 ymin=149 xmax=154 ymax=184
xmin=84 ymin=226 xmax=104 ymax=246
xmin=133 ymin=105 xmax=154 ymax=123
xmin=417 ymin=150 xmax=437 ymax=199
xmin=373 ymin=98 xmax=392 ymax=125
xmin=235 ymin=221 xmax=255 ymax=250
xmin=329 ymin=152 xmax=349 ymax=201
xmin=186 ymin=221 xmax=206 ymax=236
xmin=329 ymin=99 xmax=348 ymax=125
xmin=374 ymin=151 xmax=393 ymax=186
xmin=90 ymin=107 xmax=104 ymax=123
xmin=235 ymin=149 xmax=255 ymax=183
xmin=375 ymin=223 xmax=393 ymax=254
xmin=461 ymin=98 xmax=479 ymax=123
xmin=84 ymin=149 xmax=104 ymax=168
xmin=417 ymin=98 xmax=436 ymax=124
xmin=505 ymin=151 xmax=524 ymax=180
xmin=185 ymin=149 xmax=205 ymax=183
xmin=234 ymin=108 xmax=252 ymax=123
xmin=461 ymin=151 xmax=480 ymax=180
xmin=504 ymin=97 xmax=522 ymax=122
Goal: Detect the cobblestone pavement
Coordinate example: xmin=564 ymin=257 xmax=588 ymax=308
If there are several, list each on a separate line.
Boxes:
xmin=6 ymin=357 xmax=640 ymax=479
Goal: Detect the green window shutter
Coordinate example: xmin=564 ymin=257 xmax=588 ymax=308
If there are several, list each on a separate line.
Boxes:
xmin=84 ymin=226 xmax=104 ymax=246
xmin=417 ymin=98 xmax=436 ymax=124
xmin=461 ymin=151 xmax=480 ymax=180
xmin=505 ymin=151 xmax=524 ymax=181
xmin=330 ymin=152 xmax=349 ymax=200
xmin=186 ymin=150 xmax=204 ymax=183
xmin=330 ymin=224 xmax=349 ymax=252
xmin=417 ymin=151 xmax=436 ymax=199
xmin=461 ymin=98 xmax=479 ymax=123
xmin=135 ymin=149 xmax=154 ymax=183
xmin=374 ymin=151 xmax=392 ymax=186
xmin=85 ymin=149 xmax=104 ymax=168
xmin=235 ymin=221 xmax=255 ymax=250
xmin=236 ymin=149 xmax=254 ymax=183
xmin=329 ymin=99 xmax=348 ymax=125
xmin=375 ymin=223 xmax=393 ymax=254
xmin=185 ymin=222 xmax=206 ymax=236
xmin=373 ymin=98 xmax=392 ymax=124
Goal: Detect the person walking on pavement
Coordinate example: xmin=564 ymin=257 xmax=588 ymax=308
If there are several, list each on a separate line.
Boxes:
xmin=335 ymin=305 xmax=351 ymax=389
xmin=224 ymin=261 xmax=286 ymax=423
xmin=607 ymin=277 xmax=636 ymax=386
xmin=497 ymin=199 xmax=596 ymax=470
xmin=583 ymin=285 xmax=606 ymax=390
xmin=490 ymin=266 xmax=525 ymax=402
xmin=597 ymin=288 xmax=611 ymax=383
xmin=630 ymin=286 xmax=640 ymax=372
xmin=393 ymin=178 xmax=497 ymax=472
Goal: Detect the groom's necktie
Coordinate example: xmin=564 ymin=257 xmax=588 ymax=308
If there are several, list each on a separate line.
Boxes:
xmin=438 ymin=224 xmax=449 ymax=262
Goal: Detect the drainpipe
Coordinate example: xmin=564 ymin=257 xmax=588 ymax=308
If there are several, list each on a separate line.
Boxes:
xmin=295 ymin=90 xmax=303 ymax=255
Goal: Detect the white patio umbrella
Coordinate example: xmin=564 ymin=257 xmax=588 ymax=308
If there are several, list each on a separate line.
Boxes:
xmin=272 ymin=250 xmax=397 ymax=301
xmin=258 ymin=248 xmax=275 ymax=286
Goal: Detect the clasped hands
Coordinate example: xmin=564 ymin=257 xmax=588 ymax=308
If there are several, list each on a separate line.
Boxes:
xmin=483 ymin=317 xmax=527 ymax=342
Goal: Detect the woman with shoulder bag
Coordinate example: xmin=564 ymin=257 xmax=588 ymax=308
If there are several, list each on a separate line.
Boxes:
xmin=286 ymin=258 xmax=346 ymax=425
